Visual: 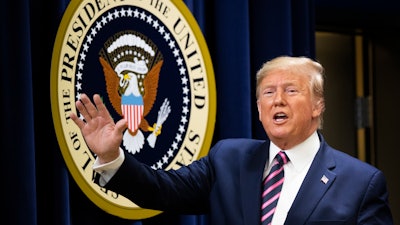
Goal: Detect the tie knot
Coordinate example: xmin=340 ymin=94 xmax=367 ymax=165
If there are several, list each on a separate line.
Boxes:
xmin=276 ymin=151 xmax=289 ymax=166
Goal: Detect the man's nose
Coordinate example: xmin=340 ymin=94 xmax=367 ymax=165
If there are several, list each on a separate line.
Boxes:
xmin=273 ymin=90 xmax=285 ymax=106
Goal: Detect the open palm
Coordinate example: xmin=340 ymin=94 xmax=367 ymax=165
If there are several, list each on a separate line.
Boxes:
xmin=70 ymin=93 xmax=127 ymax=163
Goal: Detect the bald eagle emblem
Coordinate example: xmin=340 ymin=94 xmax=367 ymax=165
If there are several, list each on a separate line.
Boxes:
xmin=99 ymin=31 xmax=171 ymax=154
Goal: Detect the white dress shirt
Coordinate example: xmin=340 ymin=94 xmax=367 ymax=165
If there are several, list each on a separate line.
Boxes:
xmin=265 ymin=131 xmax=320 ymax=225
xmin=93 ymin=148 xmax=125 ymax=186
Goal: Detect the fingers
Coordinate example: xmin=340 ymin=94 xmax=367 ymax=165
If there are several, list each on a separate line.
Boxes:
xmin=93 ymin=94 xmax=111 ymax=118
xmin=70 ymin=93 xmax=100 ymax=125
xmin=79 ymin=93 xmax=99 ymax=121
xmin=70 ymin=93 xmax=114 ymax=128
xmin=70 ymin=111 xmax=85 ymax=129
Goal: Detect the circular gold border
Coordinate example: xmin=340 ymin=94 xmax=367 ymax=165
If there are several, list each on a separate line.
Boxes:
xmin=50 ymin=0 xmax=216 ymax=220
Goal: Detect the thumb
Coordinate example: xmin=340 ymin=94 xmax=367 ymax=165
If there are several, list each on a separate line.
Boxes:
xmin=115 ymin=118 xmax=128 ymax=134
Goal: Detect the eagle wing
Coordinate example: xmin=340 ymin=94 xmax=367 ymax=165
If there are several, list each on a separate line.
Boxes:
xmin=99 ymin=57 xmax=122 ymax=116
xmin=143 ymin=60 xmax=163 ymax=116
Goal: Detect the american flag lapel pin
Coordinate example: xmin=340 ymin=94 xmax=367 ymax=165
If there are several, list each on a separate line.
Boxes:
xmin=321 ymin=175 xmax=329 ymax=184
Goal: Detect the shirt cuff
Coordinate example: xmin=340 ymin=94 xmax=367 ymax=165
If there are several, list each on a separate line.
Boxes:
xmin=93 ymin=148 xmax=125 ymax=186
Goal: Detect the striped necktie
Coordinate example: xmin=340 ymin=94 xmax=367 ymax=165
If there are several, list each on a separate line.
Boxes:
xmin=261 ymin=151 xmax=289 ymax=225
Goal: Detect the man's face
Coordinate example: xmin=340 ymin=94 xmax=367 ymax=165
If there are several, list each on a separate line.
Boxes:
xmin=257 ymin=69 xmax=322 ymax=149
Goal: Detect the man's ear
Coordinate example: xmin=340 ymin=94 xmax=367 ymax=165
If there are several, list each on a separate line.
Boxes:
xmin=312 ymin=99 xmax=324 ymax=118
xmin=256 ymin=100 xmax=262 ymax=121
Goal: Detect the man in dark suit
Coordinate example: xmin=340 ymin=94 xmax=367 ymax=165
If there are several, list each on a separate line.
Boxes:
xmin=71 ymin=56 xmax=393 ymax=224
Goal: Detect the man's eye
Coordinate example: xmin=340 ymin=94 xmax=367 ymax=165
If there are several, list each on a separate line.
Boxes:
xmin=263 ymin=90 xmax=274 ymax=96
xmin=287 ymin=88 xmax=298 ymax=94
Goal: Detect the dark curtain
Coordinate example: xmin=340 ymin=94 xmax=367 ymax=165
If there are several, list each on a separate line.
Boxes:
xmin=2 ymin=0 xmax=315 ymax=224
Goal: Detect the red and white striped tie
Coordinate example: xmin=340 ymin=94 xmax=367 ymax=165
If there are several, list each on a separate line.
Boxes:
xmin=261 ymin=151 xmax=289 ymax=225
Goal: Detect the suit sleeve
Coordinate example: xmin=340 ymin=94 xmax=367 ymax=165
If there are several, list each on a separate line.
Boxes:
xmin=102 ymin=151 xmax=214 ymax=214
xmin=358 ymin=170 xmax=394 ymax=224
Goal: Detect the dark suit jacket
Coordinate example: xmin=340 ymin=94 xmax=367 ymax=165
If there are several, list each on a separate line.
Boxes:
xmin=103 ymin=133 xmax=393 ymax=225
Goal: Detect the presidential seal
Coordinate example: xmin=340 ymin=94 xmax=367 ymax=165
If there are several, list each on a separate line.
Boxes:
xmin=50 ymin=0 xmax=216 ymax=219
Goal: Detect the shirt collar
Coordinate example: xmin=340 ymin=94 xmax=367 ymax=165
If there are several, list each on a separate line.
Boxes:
xmin=269 ymin=131 xmax=320 ymax=172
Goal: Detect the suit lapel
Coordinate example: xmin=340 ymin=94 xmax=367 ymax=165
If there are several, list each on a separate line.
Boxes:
xmin=285 ymin=141 xmax=337 ymax=225
xmin=240 ymin=141 xmax=270 ymax=225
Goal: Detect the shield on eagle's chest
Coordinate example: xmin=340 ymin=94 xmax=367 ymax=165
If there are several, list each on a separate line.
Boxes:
xmin=121 ymin=95 xmax=144 ymax=132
